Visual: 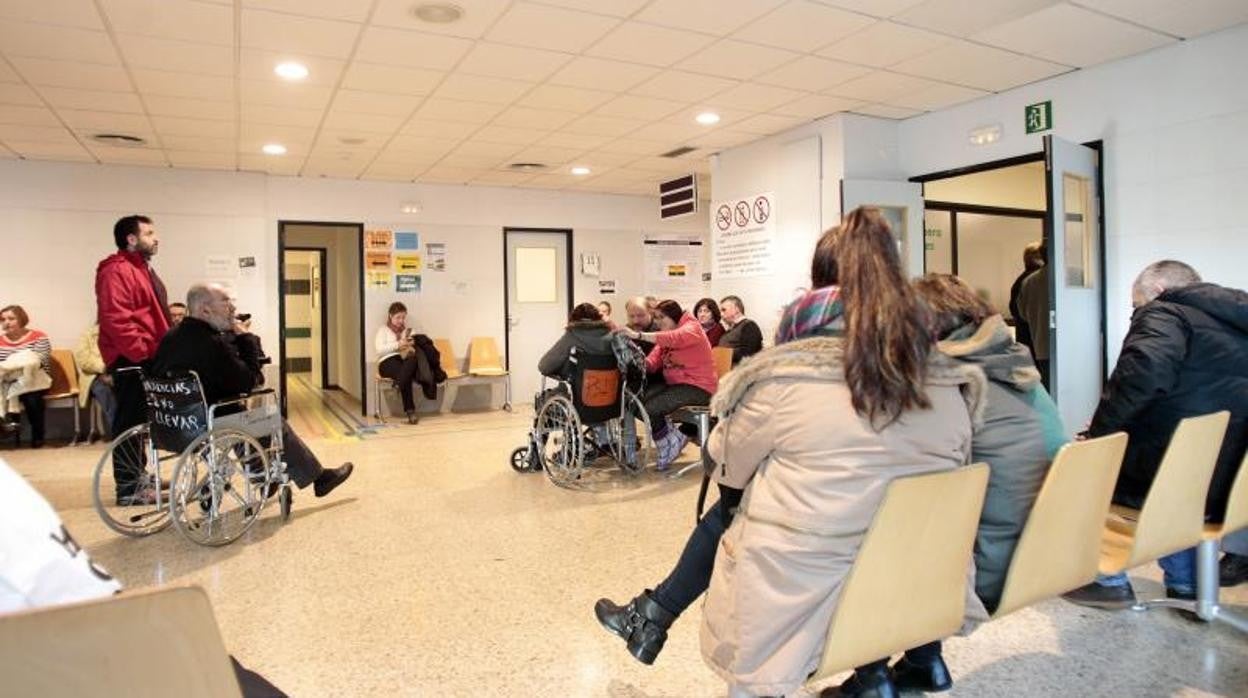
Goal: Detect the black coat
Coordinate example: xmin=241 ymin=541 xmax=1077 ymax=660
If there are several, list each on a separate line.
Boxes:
xmin=718 ymin=318 xmax=763 ymax=366
xmin=151 ymin=317 xmax=262 ymax=406
xmin=1087 ymin=283 xmax=1248 ymax=521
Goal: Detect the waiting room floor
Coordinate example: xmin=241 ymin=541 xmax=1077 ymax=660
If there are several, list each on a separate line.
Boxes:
xmin=6 ymin=409 xmax=1247 ymax=697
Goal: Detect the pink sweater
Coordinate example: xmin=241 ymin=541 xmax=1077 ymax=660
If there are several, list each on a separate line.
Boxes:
xmin=645 ymin=313 xmax=719 ymax=395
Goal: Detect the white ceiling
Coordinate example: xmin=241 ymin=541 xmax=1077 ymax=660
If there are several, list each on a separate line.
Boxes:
xmin=0 ymin=0 xmax=1244 ymax=195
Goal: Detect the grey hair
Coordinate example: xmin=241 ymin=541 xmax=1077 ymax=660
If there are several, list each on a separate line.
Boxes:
xmin=1133 ymin=260 xmax=1201 ymax=303
xmin=186 ymin=283 xmax=220 ymax=315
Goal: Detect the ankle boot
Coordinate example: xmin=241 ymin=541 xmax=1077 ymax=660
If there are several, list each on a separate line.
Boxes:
xmin=821 ymin=663 xmax=899 ymax=698
xmin=891 ymin=654 xmax=952 ymax=692
xmin=593 ymin=590 xmax=676 ymax=665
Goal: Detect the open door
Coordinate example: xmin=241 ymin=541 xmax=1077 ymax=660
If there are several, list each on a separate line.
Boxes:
xmin=841 ymin=179 xmax=925 ymax=278
xmin=1045 ymin=135 xmax=1103 ymax=432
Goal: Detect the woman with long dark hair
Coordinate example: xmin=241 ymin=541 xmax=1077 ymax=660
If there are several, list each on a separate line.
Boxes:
xmin=693 ymin=297 xmax=724 ymax=346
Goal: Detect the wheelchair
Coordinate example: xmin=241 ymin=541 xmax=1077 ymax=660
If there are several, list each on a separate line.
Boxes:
xmin=510 ymin=347 xmax=653 ymax=488
xmin=91 ymin=369 xmax=292 ymax=547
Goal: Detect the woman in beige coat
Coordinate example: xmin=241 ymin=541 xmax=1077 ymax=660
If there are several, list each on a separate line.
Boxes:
xmin=699 ymin=208 xmax=987 ymax=698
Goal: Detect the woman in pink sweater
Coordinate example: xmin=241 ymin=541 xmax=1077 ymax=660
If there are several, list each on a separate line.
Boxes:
xmin=615 ymin=300 xmax=718 ymax=469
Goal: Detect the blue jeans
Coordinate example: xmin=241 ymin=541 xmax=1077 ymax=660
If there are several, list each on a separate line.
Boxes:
xmin=1098 ymin=547 xmax=1197 ymax=595
xmin=651 ymin=500 xmax=727 ymax=616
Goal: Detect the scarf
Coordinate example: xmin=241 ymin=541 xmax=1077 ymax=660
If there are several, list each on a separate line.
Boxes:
xmin=774 ymin=286 xmax=845 ymax=345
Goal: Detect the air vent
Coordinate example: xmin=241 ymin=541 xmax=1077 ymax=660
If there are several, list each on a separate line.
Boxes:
xmin=91 ymin=133 xmax=147 ymax=148
xmin=658 ymin=174 xmax=698 ymax=220
xmin=507 ymin=162 xmax=548 ymax=172
xmin=660 ymin=146 xmax=697 ymax=158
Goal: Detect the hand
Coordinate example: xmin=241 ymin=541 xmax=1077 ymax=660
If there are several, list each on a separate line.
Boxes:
xmin=612 ymin=327 xmax=639 ymax=340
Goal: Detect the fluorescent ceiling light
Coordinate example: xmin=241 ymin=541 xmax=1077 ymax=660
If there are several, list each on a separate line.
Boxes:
xmin=262 ymin=143 xmax=287 ymax=155
xmin=570 ymin=166 xmax=591 ymax=176
xmin=695 ymin=112 xmax=720 ymax=125
xmin=274 ymin=61 xmax=309 ymax=81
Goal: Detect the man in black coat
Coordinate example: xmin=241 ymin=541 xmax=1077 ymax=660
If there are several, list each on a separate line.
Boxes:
xmin=151 ymin=283 xmax=352 ymax=497
xmin=1064 ymin=261 xmax=1248 ymax=608
xmin=1008 ymin=241 xmax=1044 ymax=360
xmin=717 ymin=295 xmax=763 ymax=366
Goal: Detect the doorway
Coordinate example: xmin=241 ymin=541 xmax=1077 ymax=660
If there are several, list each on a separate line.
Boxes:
xmin=282 ymin=247 xmax=328 ymax=387
xmin=503 ymin=228 xmax=573 ymax=402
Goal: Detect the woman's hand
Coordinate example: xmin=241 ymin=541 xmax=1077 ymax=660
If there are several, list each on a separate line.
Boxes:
xmin=612 ymin=326 xmax=640 ymax=340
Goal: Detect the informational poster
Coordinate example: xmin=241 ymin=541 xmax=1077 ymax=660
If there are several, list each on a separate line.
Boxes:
xmin=396 ymin=275 xmax=421 ymax=293
xmin=365 ymin=251 xmax=391 ymax=272
xmin=598 ymin=280 xmax=616 ymax=295
xmin=394 ymin=253 xmax=422 ymax=274
xmin=365 ymin=229 xmax=393 ymax=250
xmin=367 ymin=271 xmax=390 ymax=289
xmin=643 ymin=235 xmax=703 ymax=307
xmin=712 ymin=191 xmax=775 ymax=279
xmin=394 ymin=231 xmax=419 ymax=250
xmin=238 ymin=256 xmax=257 ymax=279
xmin=206 ymin=255 xmax=234 ymax=279
xmin=426 ymin=243 xmax=446 ymax=271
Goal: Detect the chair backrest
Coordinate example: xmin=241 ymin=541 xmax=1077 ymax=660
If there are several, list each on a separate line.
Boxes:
xmin=1124 ymin=410 xmax=1230 ymax=568
xmin=467 ymin=336 xmax=506 ymax=375
xmin=143 ymin=372 xmax=209 ymax=453
xmin=0 ymin=585 xmax=243 ymax=698
xmin=1217 ymin=450 xmax=1248 ymax=537
xmin=711 ymin=346 xmax=733 ymax=378
xmin=992 ymin=432 xmax=1128 ymax=618
xmin=568 ymin=348 xmax=621 ymax=425
xmin=810 ymin=464 xmax=990 ymax=681
xmin=46 ymin=349 xmax=78 ymax=397
xmin=433 ymin=337 xmax=461 ymax=378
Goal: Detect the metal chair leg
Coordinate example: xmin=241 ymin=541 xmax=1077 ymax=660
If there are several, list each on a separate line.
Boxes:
xmin=670 ymin=412 xmax=711 ymax=480
xmin=69 ymin=402 xmax=81 ymax=446
xmin=1131 ymin=538 xmax=1248 ymax=633
xmin=373 ymin=379 xmax=385 ymax=424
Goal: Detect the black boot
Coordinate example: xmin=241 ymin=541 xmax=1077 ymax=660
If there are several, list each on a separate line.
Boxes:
xmin=891 ymin=654 xmax=952 ymax=692
xmin=821 ymin=661 xmax=898 ymax=698
xmin=593 ymin=590 xmax=676 ymax=665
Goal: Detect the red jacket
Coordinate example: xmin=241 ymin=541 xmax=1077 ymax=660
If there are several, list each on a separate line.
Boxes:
xmin=95 ymin=251 xmax=170 ymax=366
xmin=645 ymin=313 xmax=719 ymax=395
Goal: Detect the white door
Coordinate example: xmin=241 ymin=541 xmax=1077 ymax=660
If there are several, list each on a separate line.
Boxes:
xmin=505 ymin=230 xmax=570 ymax=403
xmin=1045 ymin=135 xmax=1103 ymax=432
xmin=841 ymin=179 xmax=925 ymax=278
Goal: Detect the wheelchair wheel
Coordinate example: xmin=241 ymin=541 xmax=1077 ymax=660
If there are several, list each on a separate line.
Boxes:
xmin=611 ymin=389 xmax=654 ymax=475
xmin=169 ymin=428 xmax=271 ymax=547
xmin=535 ymin=393 xmax=584 ymax=487
xmin=92 ymin=423 xmax=173 ymax=537
xmin=279 ymin=485 xmax=293 ymax=522
xmin=509 ymin=446 xmax=533 ymax=473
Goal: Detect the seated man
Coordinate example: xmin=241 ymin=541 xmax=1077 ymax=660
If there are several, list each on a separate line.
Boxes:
xmin=623 ymin=296 xmax=659 ymax=357
xmin=149 ymin=283 xmax=352 ymax=501
xmin=1064 ymin=261 xmax=1248 ymax=608
xmin=716 ymin=295 xmax=763 ymax=366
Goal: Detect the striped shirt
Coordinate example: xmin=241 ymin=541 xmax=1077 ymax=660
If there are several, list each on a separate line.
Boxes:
xmin=0 ymin=329 xmax=52 ymax=376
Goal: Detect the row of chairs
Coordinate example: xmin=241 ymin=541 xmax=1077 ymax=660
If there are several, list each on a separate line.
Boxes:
xmin=372 ymin=336 xmax=512 ymax=423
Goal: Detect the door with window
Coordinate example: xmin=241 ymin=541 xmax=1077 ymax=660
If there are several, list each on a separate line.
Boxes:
xmin=841 ymin=179 xmax=925 ymax=278
xmin=504 ymin=229 xmax=571 ymax=402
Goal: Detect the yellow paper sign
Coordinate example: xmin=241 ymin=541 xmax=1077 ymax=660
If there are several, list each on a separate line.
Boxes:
xmin=394 ymin=253 xmax=422 ymax=274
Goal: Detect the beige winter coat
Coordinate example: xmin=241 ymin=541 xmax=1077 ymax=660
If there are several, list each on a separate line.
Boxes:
xmin=699 ymin=336 xmax=988 ymax=696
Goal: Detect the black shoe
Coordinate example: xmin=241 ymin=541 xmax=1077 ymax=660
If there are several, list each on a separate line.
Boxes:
xmin=1061 ymin=581 xmax=1136 ymax=609
xmin=406 ymin=410 xmax=419 ymax=425
xmin=891 ymin=655 xmax=952 ymax=693
xmin=821 ymin=664 xmax=899 ymax=698
xmin=593 ymin=590 xmax=676 ymax=665
xmin=1220 ymin=553 xmax=1248 ymax=587
xmin=1166 ymin=587 xmax=1201 ymax=623
xmin=313 ymin=462 xmax=354 ymax=497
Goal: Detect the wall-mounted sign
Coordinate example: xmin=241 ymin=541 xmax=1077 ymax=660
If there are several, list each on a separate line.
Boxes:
xmin=1025 ymin=101 xmax=1052 ymax=134
xmin=711 ymin=191 xmax=775 ymax=279
xmin=365 ymin=229 xmax=393 ymax=250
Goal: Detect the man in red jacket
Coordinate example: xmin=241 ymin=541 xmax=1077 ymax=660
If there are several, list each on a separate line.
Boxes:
xmin=96 ymin=215 xmax=172 ymax=504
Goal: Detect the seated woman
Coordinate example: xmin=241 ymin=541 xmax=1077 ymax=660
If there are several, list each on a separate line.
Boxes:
xmin=375 ymin=302 xmax=443 ymax=425
xmin=614 ymin=300 xmax=717 ymax=470
xmin=0 ymin=305 xmax=53 ymax=448
xmin=537 ymin=303 xmax=613 ymax=379
xmin=693 ymin=297 xmax=725 ymax=347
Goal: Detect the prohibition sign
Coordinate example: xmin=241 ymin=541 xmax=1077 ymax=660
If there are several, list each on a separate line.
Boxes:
xmin=753 ymin=196 xmax=771 ymax=224
xmin=716 ymin=204 xmax=732 ymax=231
xmin=734 ymin=201 xmax=750 ymax=227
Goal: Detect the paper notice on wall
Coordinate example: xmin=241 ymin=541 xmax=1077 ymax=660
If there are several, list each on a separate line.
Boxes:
xmin=598 ymin=279 xmax=616 ymax=295
xmin=238 ymin=256 xmax=257 ymax=279
xmin=426 ymin=243 xmax=446 ymax=271
xmin=396 ymin=274 xmax=421 ymax=293
xmin=394 ymin=253 xmax=422 ymax=274
xmin=365 ymin=229 xmax=393 ymax=250
xmin=712 ymin=192 xmax=775 ymax=279
xmin=365 ymin=251 xmax=391 ymax=272
xmin=206 ymin=255 xmax=234 ymax=278
xmin=367 ymin=271 xmax=390 ymax=289
xmin=643 ymin=235 xmax=703 ymax=308
xmin=395 ymin=231 xmax=419 ymax=250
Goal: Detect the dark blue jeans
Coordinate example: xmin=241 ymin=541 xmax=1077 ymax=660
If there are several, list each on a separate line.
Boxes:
xmin=651 ymin=500 xmax=727 ymax=616
xmin=1098 ymin=547 xmax=1196 ymax=594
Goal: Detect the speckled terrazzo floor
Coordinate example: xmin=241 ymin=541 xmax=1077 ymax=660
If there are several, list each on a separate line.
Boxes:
xmin=4 ymin=407 xmax=1246 ymax=697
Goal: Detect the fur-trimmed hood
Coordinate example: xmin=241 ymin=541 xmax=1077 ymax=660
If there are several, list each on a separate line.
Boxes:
xmin=710 ymin=336 xmax=986 ymax=426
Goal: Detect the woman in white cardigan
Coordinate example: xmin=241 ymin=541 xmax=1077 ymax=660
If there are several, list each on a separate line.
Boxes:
xmin=374 ymin=301 xmax=432 ymax=424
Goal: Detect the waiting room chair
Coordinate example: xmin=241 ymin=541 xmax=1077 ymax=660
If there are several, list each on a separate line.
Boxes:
xmin=1098 ymin=411 xmax=1228 ymax=581
xmin=433 ymin=337 xmax=466 ymax=414
xmin=0 ymin=585 xmax=243 ymax=698
xmin=711 ymin=346 xmax=733 ymax=378
xmin=991 ymin=433 xmax=1128 ymax=618
xmin=43 ymin=349 xmax=81 ymax=445
xmin=466 ymin=336 xmax=512 ymax=411
xmin=805 ymin=464 xmax=990 ymax=689
xmin=372 ymin=362 xmax=417 ymax=425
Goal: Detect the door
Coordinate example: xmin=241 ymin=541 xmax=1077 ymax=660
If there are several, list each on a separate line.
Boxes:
xmin=504 ymin=229 xmax=571 ymax=403
xmin=1045 ymin=135 xmax=1103 ymax=432
xmin=841 ymin=179 xmax=925 ymax=278
xmin=282 ymin=248 xmax=326 ymax=388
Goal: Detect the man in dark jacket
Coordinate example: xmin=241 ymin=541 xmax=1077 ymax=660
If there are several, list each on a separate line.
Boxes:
xmin=1064 ymin=261 xmax=1248 ymax=608
xmin=717 ymin=295 xmax=763 ymax=366
xmin=1008 ymin=241 xmax=1044 ymax=359
xmin=151 ymin=283 xmax=353 ymax=499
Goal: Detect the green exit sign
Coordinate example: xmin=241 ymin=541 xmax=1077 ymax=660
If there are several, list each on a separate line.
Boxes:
xmin=1026 ymin=101 xmax=1052 ymax=134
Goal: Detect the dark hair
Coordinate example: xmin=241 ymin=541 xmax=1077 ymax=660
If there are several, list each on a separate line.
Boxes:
xmin=388 ymin=302 xmax=407 ymax=316
xmin=655 ymin=300 xmax=683 ymax=325
xmin=596 ymin=300 xmax=612 ymax=314
xmin=835 ymin=207 xmax=932 ymax=427
xmin=811 ymin=229 xmax=839 ymax=288
xmin=719 ymin=295 xmax=744 ymax=314
xmin=912 ymin=274 xmax=995 ymax=340
xmin=113 ymin=215 xmax=152 ymax=250
xmin=0 ymin=304 xmax=30 ymax=328
xmin=169 ymin=302 xmax=187 ymax=310
xmin=1022 ymin=241 xmax=1044 ymax=271
xmin=693 ymin=298 xmax=720 ymax=323
xmin=569 ymin=302 xmax=602 ymax=323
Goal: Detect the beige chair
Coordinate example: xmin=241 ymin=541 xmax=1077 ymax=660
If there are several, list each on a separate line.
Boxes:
xmin=466 ymin=336 xmax=512 ymax=411
xmin=1099 ymin=411 xmax=1229 ymax=579
xmin=711 ymin=346 xmax=733 ymax=378
xmin=43 ymin=349 xmax=82 ymax=445
xmin=806 ymin=464 xmax=990 ymax=687
xmin=0 ymin=585 xmax=242 ymax=697
xmin=371 ymin=362 xmax=416 ymax=425
xmin=434 ymin=337 xmax=463 ymax=379
xmin=991 ymin=433 xmax=1128 ymax=618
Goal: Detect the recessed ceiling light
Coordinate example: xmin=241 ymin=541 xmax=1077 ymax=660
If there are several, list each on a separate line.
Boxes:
xmin=262 ymin=143 xmax=287 ymax=156
xmin=695 ymin=112 xmax=721 ymax=126
xmin=274 ymin=61 xmax=309 ymax=81
xmin=507 ymin=162 xmax=547 ymax=172
xmin=411 ymin=2 xmax=464 ymax=23
xmin=570 ymin=166 xmax=591 ymax=176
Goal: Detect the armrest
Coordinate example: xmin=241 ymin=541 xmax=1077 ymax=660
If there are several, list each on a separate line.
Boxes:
xmin=208 ymin=389 xmax=275 ymax=417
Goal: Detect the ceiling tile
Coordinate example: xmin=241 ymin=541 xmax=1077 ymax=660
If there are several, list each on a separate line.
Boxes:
xmin=0 ymin=62 xmax=20 ymax=83
xmin=663 ymin=104 xmax=756 ymax=128
xmin=314 ymin=130 xmax=389 ymax=150
xmin=57 ymin=109 xmax=153 ymax=134
xmin=355 ymin=27 xmax=474 ymax=70
xmin=372 ymin=0 xmax=511 ymax=38
xmin=636 ymin=0 xmax=788 ymax=36
xmin=241 ymin=104 xmax=324 ymax=127
xmin=453 ymin=139 xmax=526 ymax=157
xmin=416 ymin=165 xmax=479 ymax=184
xmin=0 ymin=0 xmax=106 ymax=30
xmin=438 ymin=151 xmax=509 ymax=169
xmin=813 ymin=0 xmax=928 ymax=17
xmin=754 ymin=55 xmax=871 ymax=91
xmin=387 ymin=134 xmax=459 ymax=155
xmin=471 ymin=125 xmax=549 ymax=147
xmin=595 ymin=138 xmax=670 ymax=155
xmin=151 ymin=115 xmax=237 ymax=138
xmin=5 ymin=140 xmax=95 ymax=160
xmin=145 ymin=95 xmax=236 ymax=120
xmin=547 ymin=57 xmax=659 ymax=92
xmin=892 ymin=39 xmax=1071 ymax=91
xmin=507 ymin=144 xmax=586 ymax=164
xmin=531 ymin=0 xmax=649 ymax=17
xmin=415 ymin=98 xmax=505 ymax=123
xmin=567 ymin=149 xmax=634 ymax=166
xmin=851 ymin=103 xmax=923 ymax=119
xmin=676 ymin=39 xmax=799 ymax=80
xmin=331 ymin=89 xmax=423 ymax=116
xmin=434 ymin=74 xmax=534 ymax=105
xmin=1075 ymin=0 xmax=1248 ymax=39
xmin=517 ymin=84 xmax=614 ymax=112
xmin=321 ymin=110 xmax=405 ymax=133
xmin=732 ymin=1 xmax=875 ymax=52
xmin=457 ymin=43 xmax=572 ymax=82
xmin=132 ymin=69 xmax=233 ymax=100
xmin=470 ymin=171 xmax=539 ymax=187
xmin=9 ymin=57 xmax=133 ymax=91
xmin=708 ymin=82 xmax=806 ymax=112
xmin=629 ymin=70 xmax=738 ymax=102
xmin=101 ymin=0 xmax=233 ymax=45
xmin=522 ymin=173 xmax=580 ymax=189
xmin=116 ymin=35 xmax=234 ymax=75
xmin=771 ymin=93 xmax=864 ymax=118
xmin=360 ymin=164 xmax=418 ymax=182
xmin=159 ymin=134 xmax=238 ymax=153
xmin=301 ymin=161 xmax=369 ymax=179
xmin=238 ymin=152 xmax=301 ymax=175
xmin=826 ymin=70 xmax=941 ymax=102
xmin=0 ymin=22 xmax=119 ymax=64
xmin=241 ymin=0 xmax=374 ymax=23
xmin=732 ymin=112 xmax=808 ymax=135
xmin=241 ymin=9 xmax=362 ymax=59
xmin=0 ymin=83 xmax=44 ymax=106
xmin=593 ymin=94 xmax=688 ymax=120
xmin=0 ymin=105 xmax=60 ymax=126
xmin=0 ymin=123 xmax=79 ymax=143
xmin=399 ymin=119 xmax=480 ymax=139
xmin=492 ymin=106 xmax=579 ymax=130
xmin=893 ymin=0 xmax=1060 ymax=37
xmin=817 ymin=21 xmax=950 ymax=67
xmin=974 ymin=4 xmax=1172 ymax=68
xmin=686 ymin=129 xmax=758 ymax=149
xmin=626 ymin=120 xmax=705 ymax=143
xmin=586 ymin=21 xmax=716 ymax=67
xmin=166 ymin=150 xmax=236 ymax=169
xmin=560 ymin=114 xmax=647 ymax=137
xmin=240 ymin=123 xmax=317 ymax=151
xmin=240 ymin=80 xmax=334 ymax=110
xmin=87 ymin=144 xmax=169 ymax=165
xmin=886 ymin=81 xmax=987 ymax=111
xmin=537 ymin=131 xmax=614 ymax=150
xmin=342 ymin=63 xmax=444 ymax=95
xmin=626 ymin=155 xmax=696 ymax=173
xmin=239 ymin=49 xmax=346 ymax=86
xmin=486 ymin=3 xmax=621 ymax=53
